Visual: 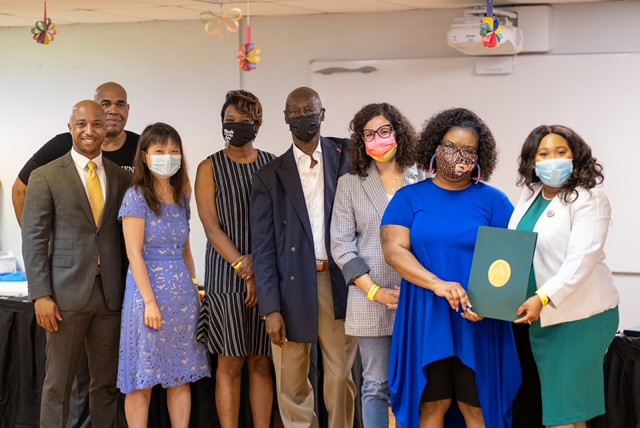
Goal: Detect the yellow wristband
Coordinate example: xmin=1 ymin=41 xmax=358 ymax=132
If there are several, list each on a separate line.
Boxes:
xmin=233 ymin=261 xmax=242 ymax=271
xmin=536 ymin=291 xmax=550 ymax=306
xmin=192 ymin=277 xmax=198 ymax=285
xmin=367 ymin=285 xmax=381 ymax=301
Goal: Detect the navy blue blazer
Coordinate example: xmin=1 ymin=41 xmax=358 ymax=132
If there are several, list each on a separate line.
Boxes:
xmin=250 ymin=136 xmax=351 ymax=343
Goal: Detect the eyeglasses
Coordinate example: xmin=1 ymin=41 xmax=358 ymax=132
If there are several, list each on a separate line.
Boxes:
xmin=440 ymin=143 xmax=477 ymax=157
xmin=362 ymin=124 xmax=394 ymax=142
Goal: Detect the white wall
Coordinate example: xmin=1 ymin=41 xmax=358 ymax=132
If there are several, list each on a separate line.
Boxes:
xmin=1 ymin=3 xmax=639 ymax=327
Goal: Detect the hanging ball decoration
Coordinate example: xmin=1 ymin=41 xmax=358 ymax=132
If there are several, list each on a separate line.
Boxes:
xmin=31 ymin=2 xmax=57 ymax=45
xmin=480 ymin=16 xmax=503 ymax=48
xmin=237 ymin=25 xmax=261 ymax=71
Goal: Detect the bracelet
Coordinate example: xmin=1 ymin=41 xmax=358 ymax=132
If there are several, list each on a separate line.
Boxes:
xmin=367 ymin=285 xmax=381 ymax=302
xmin=232 ymin=261 xmax=242 ymax=271
xmin=192 ymin=277 xmax=198 ymax=285
xmin=536 ymin=290 xmax=550 ymax=306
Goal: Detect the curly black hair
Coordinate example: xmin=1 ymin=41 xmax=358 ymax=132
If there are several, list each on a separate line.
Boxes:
xmin=417 ymin=107 xmax=498 ymax=181
xmin=517 ymin=125 xmax=604 ymax=203
xmin=348 ymin=103 xmax=417 ymax=177
xmin=220 ymin=90 xmax=263 ymax=130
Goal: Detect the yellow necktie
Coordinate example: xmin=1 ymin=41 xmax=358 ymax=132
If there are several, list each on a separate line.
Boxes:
xmin=87 ymin=160 xmax=105 ymax=225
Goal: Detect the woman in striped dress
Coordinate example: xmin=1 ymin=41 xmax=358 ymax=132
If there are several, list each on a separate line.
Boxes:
xmin=195 ymin=90 xmax=275 ymax=428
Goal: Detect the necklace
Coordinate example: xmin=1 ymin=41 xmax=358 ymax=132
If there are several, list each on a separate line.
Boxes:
xmin=386 ymin=174 xmax=403 ymax=193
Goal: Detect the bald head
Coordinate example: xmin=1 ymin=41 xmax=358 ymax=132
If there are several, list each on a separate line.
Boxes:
xmin=284 ymin=87 xmax=325 ymax=147
xmin=94 ymin=82 xmax=127 ymax=100
xmin=68 ymin=100 xmax=106 ymax=159
xmin=285 ymin=87 xmax=321 ymax=111
xmin=94 ymin=82 xmax=129 ymax=137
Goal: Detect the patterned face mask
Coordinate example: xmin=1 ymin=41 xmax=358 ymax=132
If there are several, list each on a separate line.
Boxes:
xmin=365 ymin=134 xmax=398 ymax=162
xmin=434 ymin=144 xmax=478 ymax=181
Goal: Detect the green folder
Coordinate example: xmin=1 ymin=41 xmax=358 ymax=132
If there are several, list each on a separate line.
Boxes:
xmin=467 ymin=226 xmax=537 ymax=321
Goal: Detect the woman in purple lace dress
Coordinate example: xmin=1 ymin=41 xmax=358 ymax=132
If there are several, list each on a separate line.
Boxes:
xmin=117 ymin=123 xmax=210 ymax=428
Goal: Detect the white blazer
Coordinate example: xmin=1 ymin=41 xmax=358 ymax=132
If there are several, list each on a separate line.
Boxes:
xmin=508 ymin=184 xmax=619 ymax=327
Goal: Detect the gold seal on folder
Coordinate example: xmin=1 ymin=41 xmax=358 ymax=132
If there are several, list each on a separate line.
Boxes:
xmin=487 ymin=259 xmax=511 ymax=288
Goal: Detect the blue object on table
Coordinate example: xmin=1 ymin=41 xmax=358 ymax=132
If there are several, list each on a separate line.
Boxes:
xmin=0 ymin=272 xmax=27 ymax=282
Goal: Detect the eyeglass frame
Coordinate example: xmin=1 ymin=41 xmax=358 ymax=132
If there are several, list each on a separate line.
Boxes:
xmin=361 ymin=124 xmax=394 ymax=142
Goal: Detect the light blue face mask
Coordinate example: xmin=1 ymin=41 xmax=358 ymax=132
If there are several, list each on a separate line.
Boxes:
xmin=148 ymin=154 xmax=181 ymax=178
xmin=535 ymin=158 xmax=573 ymax=188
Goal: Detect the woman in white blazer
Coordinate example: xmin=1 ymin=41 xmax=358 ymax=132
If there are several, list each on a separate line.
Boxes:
xmin=330 ymin=103 xmax=426 ymax=428
xmin=510 ymin=125 xmax=619 ymax=428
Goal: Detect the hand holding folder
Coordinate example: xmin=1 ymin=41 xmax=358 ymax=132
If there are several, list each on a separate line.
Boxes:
xmin=467 ymin=226 xmax=538 ymax=321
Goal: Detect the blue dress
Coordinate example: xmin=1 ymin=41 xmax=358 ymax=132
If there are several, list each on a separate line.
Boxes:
xmin=381 ymin=179 xmax=521 ymax=428
xmin=117 ymin=187 xmax=210 ymax=394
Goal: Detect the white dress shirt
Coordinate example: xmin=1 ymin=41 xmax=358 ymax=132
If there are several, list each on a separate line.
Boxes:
xmin=70 ymin=148 xmax=107 ymax=202
xmin=293 ymin=143 xmax=327 ymax=261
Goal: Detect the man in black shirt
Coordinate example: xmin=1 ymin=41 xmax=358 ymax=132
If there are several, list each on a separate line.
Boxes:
xmin=12 ymin=82 xmax=139 ymax=226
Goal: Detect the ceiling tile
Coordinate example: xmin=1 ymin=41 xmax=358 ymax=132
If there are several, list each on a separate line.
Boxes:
xmin=0 ymin=0 xmax=613 ymax=27
xmin=275 ymin=0 xmax=412 ymax=14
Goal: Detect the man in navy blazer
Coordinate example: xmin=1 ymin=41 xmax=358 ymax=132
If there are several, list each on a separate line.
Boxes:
xmin=251 ymin=87 xmax=358 ymax=427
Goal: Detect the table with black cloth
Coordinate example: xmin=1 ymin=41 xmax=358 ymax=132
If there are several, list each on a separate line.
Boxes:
xmin=0 ymin=296 xmax=363 ymax=428
xmin=590 ymin=333 xmax=640 ymax=428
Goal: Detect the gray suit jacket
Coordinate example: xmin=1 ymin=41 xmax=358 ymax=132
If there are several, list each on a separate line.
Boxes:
xmin=22 ymin=152 xmax=131 ymax=311
xmin=330 ymin=163 xmax=428 ymax=337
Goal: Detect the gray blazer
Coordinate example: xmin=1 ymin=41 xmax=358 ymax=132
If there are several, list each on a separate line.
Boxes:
xmin=330 ymin=163 xmax=428 ymax=337
xmin=22 ymin=153 xmax=131 ymax=311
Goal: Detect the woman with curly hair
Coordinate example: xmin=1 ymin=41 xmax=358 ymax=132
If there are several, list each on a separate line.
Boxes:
xmin=380 ymin=107 xmax=521 ymax=428
xmin=330 ymin=103 xmax=426 ymax=428
xmin=511 ymin=125 xmax=619 ymax=428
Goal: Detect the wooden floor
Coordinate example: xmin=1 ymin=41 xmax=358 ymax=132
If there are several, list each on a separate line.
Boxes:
xmin=389 ymin=407 xmax=397 ymax=428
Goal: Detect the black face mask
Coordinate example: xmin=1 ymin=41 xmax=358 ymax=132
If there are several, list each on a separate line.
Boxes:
xmin=222 ymin=123 xmax=257 ymax=147
xmin=288 ymin=114 xmax=321 ymax=143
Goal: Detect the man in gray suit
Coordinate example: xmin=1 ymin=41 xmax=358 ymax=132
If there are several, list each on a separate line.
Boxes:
xmin=22 ymin=100 xmax=131 ymax=428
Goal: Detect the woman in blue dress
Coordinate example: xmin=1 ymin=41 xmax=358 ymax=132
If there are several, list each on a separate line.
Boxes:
xmin=381 ymin=108 xmax=521 ymax=428
xmin=118 ymin=123 xmax=210 ymax=428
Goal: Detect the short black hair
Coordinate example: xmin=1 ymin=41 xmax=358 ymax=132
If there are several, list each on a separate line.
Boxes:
xmin=220 ymin=90 xmax=263 ymax=130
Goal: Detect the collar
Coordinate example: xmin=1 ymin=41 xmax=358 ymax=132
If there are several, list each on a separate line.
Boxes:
xmin=70 ymin=148 xmax=103 ymax=170
xmin=292 ymin=141 xmax=322 ymax=166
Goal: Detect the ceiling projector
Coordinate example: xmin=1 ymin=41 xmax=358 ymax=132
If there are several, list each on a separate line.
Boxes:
xmin=447 ymin=9 xmax=524 ymax=56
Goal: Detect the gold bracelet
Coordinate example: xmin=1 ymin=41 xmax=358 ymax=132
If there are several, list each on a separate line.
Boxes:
xmin=191 ymin=277 xmax=198 ymax=285
xmin=536 ymin=290 xmax=550 ymax=306
xmin=367 ymin=285 xmax=381 ymax=301
xmin=232 ymin=261 xmax=242 ymax=271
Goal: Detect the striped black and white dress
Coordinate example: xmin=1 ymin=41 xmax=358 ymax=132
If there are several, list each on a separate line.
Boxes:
xmin=197 ymin=149 xmax=275 ymax=356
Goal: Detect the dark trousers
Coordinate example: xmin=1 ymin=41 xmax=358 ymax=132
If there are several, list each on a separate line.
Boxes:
xmin=40 ymin=277 xmax=121 ymax=428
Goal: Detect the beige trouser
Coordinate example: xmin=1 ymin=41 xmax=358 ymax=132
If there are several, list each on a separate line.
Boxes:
xmin=272 ymin=271 xmax=358 ymax=428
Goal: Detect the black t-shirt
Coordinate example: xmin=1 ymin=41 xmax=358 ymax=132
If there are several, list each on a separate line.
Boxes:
xmin=18 ymin=131 xmax=139 ymax=184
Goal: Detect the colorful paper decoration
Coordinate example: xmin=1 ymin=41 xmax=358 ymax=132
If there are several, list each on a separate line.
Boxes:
xmin=237 ymin=24 xmax=261 ymax=71
xmin=31 ymin=1 xmax=57 ymax=45
xmin=479 ymin=0 xmax=502 ymax=48
xmin=236 ymin=1 xmax=260 ymax=72
xmin=200 ymin=5 xmax=243 ymax=36
xmin=480 ymin=17 xmax=503 ymax=48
